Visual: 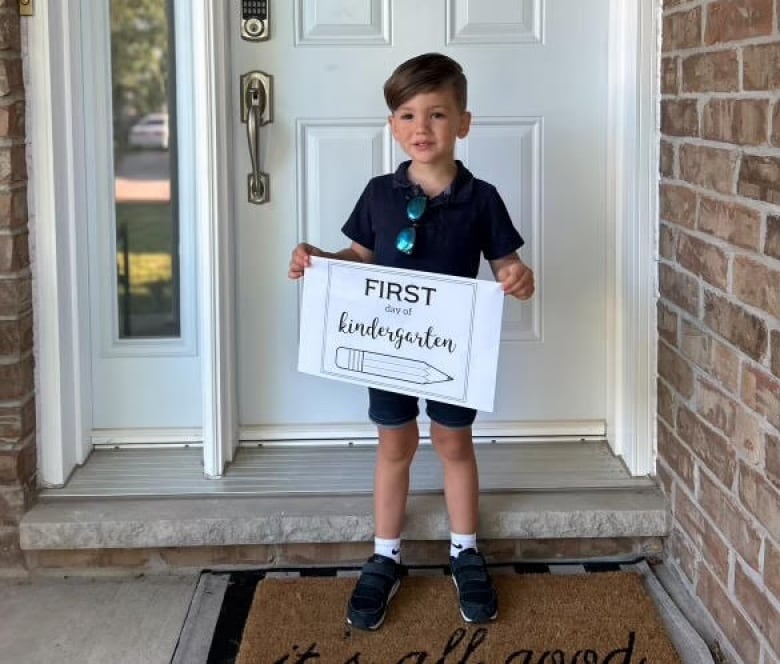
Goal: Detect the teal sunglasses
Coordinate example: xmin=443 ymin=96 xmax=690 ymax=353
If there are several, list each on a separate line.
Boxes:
xmin=395 ymin=195 xmax=427 ymax=255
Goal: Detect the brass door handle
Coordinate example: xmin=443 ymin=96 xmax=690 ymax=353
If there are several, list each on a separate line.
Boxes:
xmin=241 ymin=71 xmax=273 ymax=204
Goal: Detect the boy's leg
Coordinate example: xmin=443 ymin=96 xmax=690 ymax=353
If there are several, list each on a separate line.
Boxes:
xmin=348 ymin=390 xmax=419 ymax=631
xmin=429 ymin=421 xmax=478 ymax=534
xmin=430 ymin=417 xmax=498 ymax=624
xmin=374 ymin=420 xmax=420 ymax=539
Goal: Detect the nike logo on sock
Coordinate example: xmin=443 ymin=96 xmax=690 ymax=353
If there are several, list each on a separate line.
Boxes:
xmin=452 ymin=543 xmax=463 ymax=549
xmin=391 ymin=548 xmax=400 ymax=555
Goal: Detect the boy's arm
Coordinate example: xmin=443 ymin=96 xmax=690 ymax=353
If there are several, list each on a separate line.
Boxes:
xmin=489 ymin=252 xmax=535 ymax=300
xmin=288 ymin=241 xmax=373 ymax=279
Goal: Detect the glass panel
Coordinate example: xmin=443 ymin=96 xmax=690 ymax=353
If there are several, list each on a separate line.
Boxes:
xmin=111 ymin=0 xmax=180 ymax=338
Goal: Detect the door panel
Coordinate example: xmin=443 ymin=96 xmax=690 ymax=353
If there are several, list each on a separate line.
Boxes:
xmin=232 ymin=0 xmax=608 ymax=435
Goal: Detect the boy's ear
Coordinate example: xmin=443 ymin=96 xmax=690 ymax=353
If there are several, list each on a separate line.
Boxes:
xmin=457 ymin=111 xmax=472 ymax=139
xmin=388 ymin=114 xmax=399 ymax=139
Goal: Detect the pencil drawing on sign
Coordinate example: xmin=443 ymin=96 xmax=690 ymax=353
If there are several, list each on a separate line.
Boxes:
xmin=335 ymin=347 xmax=453 ymax=385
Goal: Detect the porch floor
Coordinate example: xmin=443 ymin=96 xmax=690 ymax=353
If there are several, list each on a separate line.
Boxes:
xmin=20 ymin=442 xmax=668 ymax=558
xmin=40 ymin=440 xmax=654 ymax=498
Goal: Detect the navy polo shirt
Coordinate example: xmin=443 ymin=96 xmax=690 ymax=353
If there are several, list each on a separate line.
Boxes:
xmin=341 ymin=161 xmax=524 ymax=279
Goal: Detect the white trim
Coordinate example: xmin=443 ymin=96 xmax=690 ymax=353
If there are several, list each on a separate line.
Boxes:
xmin=28 ymin=1 xmax=92 ymax=487
xmin=191 ymin=1 xmax=237 ymax=478
xmin=606 ymin=0 xmax=660 ymax=476
xmin=91 ymin=428 xmax=202 ymax=447
xmin=240 ymin=420 xmax=607 ymax=444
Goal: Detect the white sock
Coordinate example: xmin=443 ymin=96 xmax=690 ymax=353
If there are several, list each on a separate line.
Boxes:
xmin=374 ymin=536 xmax=401 ymax=563
xmin=450 ymin=532 xmax=477 ymax=558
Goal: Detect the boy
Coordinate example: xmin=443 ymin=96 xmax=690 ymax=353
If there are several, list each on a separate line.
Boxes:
xmin=288 ymin=53 xmax=534 ymax=630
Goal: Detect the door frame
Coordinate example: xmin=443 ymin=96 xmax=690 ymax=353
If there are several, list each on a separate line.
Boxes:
xmin=30 ymin=0 xmax=659 ymax=485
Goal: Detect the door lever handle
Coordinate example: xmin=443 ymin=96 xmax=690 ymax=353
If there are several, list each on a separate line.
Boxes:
xmin=241 ymin=71 xmax=273 ymax=204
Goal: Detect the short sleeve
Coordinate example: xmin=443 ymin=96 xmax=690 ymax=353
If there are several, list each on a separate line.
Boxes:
xmin=480 ymin=184 xmax=524 ymax=260
xmin=341 ymin=182 xmax=376 ymax=251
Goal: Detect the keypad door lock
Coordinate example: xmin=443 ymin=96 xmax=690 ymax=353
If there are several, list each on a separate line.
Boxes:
xmin=242 ymin=0 xmax=269 ymax=41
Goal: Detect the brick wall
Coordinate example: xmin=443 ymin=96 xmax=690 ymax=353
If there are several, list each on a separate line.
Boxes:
xmin=658 ymin=1 xmax=780 ymax=662
xmin=0 ymin=3 xmax=32 ymax=570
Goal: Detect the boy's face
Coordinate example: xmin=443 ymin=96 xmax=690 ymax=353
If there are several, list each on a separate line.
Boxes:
xmin=388 ymin=88 xmax=471 ymax=168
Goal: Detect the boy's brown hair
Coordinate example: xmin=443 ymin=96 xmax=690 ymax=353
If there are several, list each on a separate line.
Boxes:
xmin=383 ymin=53 xmax=468 ymax=112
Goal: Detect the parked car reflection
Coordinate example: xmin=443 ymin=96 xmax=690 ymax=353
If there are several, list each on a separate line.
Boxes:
xmin=128 ymin=112 xmax=169 ymax=150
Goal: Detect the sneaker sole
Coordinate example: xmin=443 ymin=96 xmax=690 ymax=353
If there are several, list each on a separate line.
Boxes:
xmin=451 ymin=574 xmax=498 ymax=624
xmin=346 ymin=578 xmax=401 ymax=631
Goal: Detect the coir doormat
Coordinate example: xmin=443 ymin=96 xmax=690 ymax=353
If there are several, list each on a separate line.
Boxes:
xmin=236 ymin=571 xmax=683 ymax=663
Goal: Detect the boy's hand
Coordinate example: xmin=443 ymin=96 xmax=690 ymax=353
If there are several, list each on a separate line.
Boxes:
xmin=496 ymin=260 xmax=535 ymax=300
xmin=288 ymin=243 xmax=323 ymax=279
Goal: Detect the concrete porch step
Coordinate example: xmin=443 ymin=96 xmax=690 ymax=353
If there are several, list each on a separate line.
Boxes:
xmin=18 ymin=488 xmax=669 ymax=571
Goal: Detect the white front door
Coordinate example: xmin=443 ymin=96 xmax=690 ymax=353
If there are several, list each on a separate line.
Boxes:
xmin=231 ymin=1 xmax=609 ymax=440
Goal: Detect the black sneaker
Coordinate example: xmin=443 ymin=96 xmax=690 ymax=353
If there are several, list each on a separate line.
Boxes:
xmin=346 ymin=554 xmax=402 ymax=630
xmin=450 ymin=548 xmax=498 ymax=623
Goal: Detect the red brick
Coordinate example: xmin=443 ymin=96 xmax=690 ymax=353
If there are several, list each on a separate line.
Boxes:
xmin=660 ymin=141 xmax=675 ymax=177
xmin=766 ymin=538 xmax=780 ymax=600
xmin=738 ymin=155 xmax=780 ymax=204
xmin=0 ymin=188 xmax=27 ymax=231
xmin=742 ymin=365 xmax=780 ymax=430
xmin=682 ymin=50 xmax=740 ymax=92
xmin=733 ymin=256 xmax=780 ymax=318
xmin=658 ymin=378 xmax=676 ymax=425
xmin=0 ymin=355 xmax=33 ymax=400
xmin=0 ymin=400 xmax=34 ymax=446
xmin=767 ymin=215 xmax=780 ymax=260
xmin=680 ymin=144 xmax=738 ymax=194
xmin=0 ymin=524 xmax=22 ymax=568
xmin=734 ymin=563 xmax=780 ymax=656
xmin=699 ymin=470 xmax=762 ymax=570
xmin=656 ymin=459 xmax=674 ymax=498
xmin=696 ymin=378 xmax=736 ymax=435
xmin=0 ymin=232 xmax=28 ymax=272
xmin=662 ymin=57 xmax=679 ymax=94
xmin=667 ymin=526 xmax=698 ymax=583
xmin=659 ymin=341 xmax=695 ymax=398
xmin=658 ymin=419 xmax=695 ymax=488
xmin=704 ymin=290 xmax=768 ymax=361
xmin=674 ymin=488 xmax=730 ymax=581
xmin=677 ymin=232 xmax=728 ymax=289
xmin=697 ymin=196 xmax=761 ymax=252
xmin=661 ymin=99 xmax=699 ymax=137
xmin=0 ymin=483 xmax=33 ymax=524
xmin=0 ymin=100 xmax=24 ymax=138
xmin=658 ymin=301 xmax=679 ymax=345
xmin=0 ymin=58 xmax=22 ymax=97
xmin=738 ymin=462 xmax=780 ymax=538
xmin=660 ymin=263 xmax=700 ymax=315
xmin=660 ymin=183 xmax=697 ymax=227
xmin=771 ymin=101 xmax=780 ymax=147
xmin=0 ymin=311 xmax=32 ymax=355
xmin=0 ymin=145 xmax=26 ymax=184
xmin=0 ymin=13 xmax=21 ymax=51
xmin=744 ymin=42 xmax=780 ymax=90
xmin=678 ymin=405 xmax=737 ymax=487
xmin=663 ymin=7 xmax=702 ymax=51
xmin=705 ymin=0 xmax=774 ymax=45
xmin=701 ymin=99 xmax=768 ymax=146
xmin=660 ymin=223 xmax=677 ymax=260
xmin=680 ymin=320 xmax=741 ymax=394
xmin=0 ymin=276 xmax=31 ymax=316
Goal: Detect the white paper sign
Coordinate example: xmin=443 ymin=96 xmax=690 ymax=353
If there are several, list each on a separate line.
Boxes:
xmin=298 ymin=258 xmax=504 ymax=411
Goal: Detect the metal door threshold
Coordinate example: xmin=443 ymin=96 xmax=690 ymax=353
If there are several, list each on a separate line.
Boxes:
xmin=40 ymin=441 xmax=654 ymax=499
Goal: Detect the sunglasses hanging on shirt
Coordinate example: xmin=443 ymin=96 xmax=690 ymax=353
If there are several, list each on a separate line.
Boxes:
xmin=395 ymin=195 xmax=427 ymax=255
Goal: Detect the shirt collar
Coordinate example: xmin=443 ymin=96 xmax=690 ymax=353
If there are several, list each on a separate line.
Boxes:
xmin=392 ymin=160 xmax=475 ymax=205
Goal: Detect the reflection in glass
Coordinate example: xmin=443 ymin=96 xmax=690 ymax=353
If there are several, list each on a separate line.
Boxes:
xmin=111 ymin=0 xmax=179 ymax=338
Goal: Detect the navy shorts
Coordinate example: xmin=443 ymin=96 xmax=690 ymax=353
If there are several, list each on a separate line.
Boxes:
xmin=368 ymin=388 xmax=477 ymax=429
